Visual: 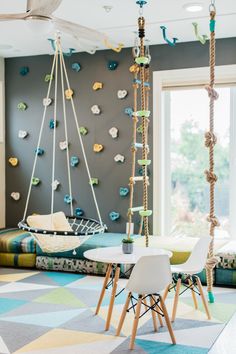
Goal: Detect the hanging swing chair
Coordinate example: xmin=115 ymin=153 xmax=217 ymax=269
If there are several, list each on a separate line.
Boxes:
xmin=18 ymin=34 xmax=106 ymax=253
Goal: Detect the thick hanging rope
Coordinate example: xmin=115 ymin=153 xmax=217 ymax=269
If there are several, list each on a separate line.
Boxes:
xmin=204 ymin=9 xmax=220 ymax=303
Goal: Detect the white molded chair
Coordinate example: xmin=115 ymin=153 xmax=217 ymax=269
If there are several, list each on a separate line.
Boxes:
xmin=163 ymin=236 xmax=212 ymax=322
xmin=116 ymin=255 xmax=176 ymax=350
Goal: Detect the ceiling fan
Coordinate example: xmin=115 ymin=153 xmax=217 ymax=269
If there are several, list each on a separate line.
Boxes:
xmin=0 ymin=0 xmax=123 ymax=54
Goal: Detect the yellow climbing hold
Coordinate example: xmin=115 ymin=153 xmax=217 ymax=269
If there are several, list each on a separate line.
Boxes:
xmin=129 ymin=64 xmax=140 ymax=73
xmin=65 ymin=89 xmax=74 ymax=99
xmin=8 ymin=157 xmax=18 ymax=167
xmin=93 ymin=144 xmax=104 ymax=153
xmin=93 ymin=82 xmax=103 ymax=91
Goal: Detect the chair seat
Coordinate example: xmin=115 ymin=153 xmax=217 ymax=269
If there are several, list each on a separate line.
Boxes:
xmin=171 ymin=264 xmax=203 ymax=275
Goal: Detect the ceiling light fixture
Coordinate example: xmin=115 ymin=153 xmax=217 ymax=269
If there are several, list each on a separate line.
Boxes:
xmin=183 ymin=3 xmax=203 ymax=12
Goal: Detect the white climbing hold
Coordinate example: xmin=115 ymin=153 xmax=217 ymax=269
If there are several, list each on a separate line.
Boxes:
xmin=11 ymin=192 xmax=20 ymax=201
xmin=18 ymin=130 xmax=28 ymax=139
xmin=117 ymin=90 xmax=128 ymax=99
xmin=91 ymin=104 xmax=101 ymax=115
xmin=114 ymin=154 xmax=125 ymax=163
xmin=52 ymin=180 xmax=60 ymax=191
xmin=59 ymin=141 xmax=69 ymax=150
xmin=43 ymin=97 xmax=52 ymax=107
xmin=109 ymin=127 xmax=119 ymax=139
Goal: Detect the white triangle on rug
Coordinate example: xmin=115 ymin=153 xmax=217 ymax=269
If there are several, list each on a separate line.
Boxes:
xmin=0 ymin=336 xmax=10 ymax=354
xmin=0 ymin=282 xmax=57 ymax=294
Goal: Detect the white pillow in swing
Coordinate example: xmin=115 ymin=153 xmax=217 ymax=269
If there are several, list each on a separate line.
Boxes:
xmin=27 ymin=211 xmax=72 ymax=232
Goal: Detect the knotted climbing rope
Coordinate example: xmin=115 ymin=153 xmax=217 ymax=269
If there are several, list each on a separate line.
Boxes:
xmin=204 ymin=2 xmax=220 ymax=303
xmin=127 ymin=0 xmax=151 ymax=247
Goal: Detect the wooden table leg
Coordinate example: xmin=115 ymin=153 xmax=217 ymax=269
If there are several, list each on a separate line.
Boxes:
xmin=95 ymin=263 xmax=112 ymax=315
xmin=105 ymin=264 xmax=120 ymax=331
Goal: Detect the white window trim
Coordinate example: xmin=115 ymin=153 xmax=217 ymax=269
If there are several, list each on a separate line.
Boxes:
xmin=0 ymin=57 xmax=5 ymax=228
xmin=153 ymin=65 xmax=236 ymax=237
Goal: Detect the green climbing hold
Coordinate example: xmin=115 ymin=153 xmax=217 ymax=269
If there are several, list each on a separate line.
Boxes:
xmin=17 ymin=102 xmax=27 ymax=111
xmin=135 ymin=56 xmax=149 ymax=65
xmin=137 ymin=125 xmax=143 ymax=134
xmin=139 ymin=210 xmax=153 ymax=217
xmin=89 ymin=178 xmax=99 ymax=186
xmin=136 ymin=110 xmax=150 ymax=118
xmin=79 ymin=127 xmax=88 ymax=136
xmin=138 ymin=159 xmax=151 ymax=166
xmin=45 ymin=74 xmax=53 ymax=82
xmin=32 ymin=177 xmax=40 ymax=186
xmin=208 ymin=291 xmax=215 ymax=303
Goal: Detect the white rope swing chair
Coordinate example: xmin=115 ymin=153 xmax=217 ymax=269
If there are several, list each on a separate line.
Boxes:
xmin=18 ymin=34 xmax=106 ymax=253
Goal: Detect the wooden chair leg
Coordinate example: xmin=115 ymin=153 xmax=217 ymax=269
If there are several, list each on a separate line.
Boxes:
xmin=149 ymin=296 xmax=158 ymax=332
xmin=188 ymin=279 xmax=198 ymax=310
xmin=105 ymin=265 xmax=120 ymax=331
xmin=143 ymin=297 xmax=148 ymax=309
xmin=171 ymin=278 xmax=181 ymax=322
xmin=95 ymin=263 xmax=112 ymax=315
xmin=196 ymin=277 xmax=211 ymax=320
xmin=156 ymin=300 xmax=164 ymax=327
xmin=129 ymin=295 xmax=142 ymax=350
xmin=160 ymin=296 xmax=176 ymax=345
xmin=163 ymin=284 xmax=171 ymax=302
xmin=116 ymin=292 xmax=132 ymax=336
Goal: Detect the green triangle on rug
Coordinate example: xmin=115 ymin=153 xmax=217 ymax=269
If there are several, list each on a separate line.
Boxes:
xmin=33 ymin=288 xmax=85 ymax=308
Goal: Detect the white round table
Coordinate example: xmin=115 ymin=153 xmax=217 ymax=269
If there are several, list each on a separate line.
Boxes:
xmin=84 ymin=246 xmax=172 ymax=330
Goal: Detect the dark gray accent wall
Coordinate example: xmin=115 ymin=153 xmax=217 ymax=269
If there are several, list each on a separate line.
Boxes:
xmin=5 ymin=38 xmax=236 ymax=232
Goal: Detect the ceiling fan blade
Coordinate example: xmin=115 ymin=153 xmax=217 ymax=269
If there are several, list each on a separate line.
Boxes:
xmin=0 ymin=13 xmax=27 ymax=21
xmin=52 ymin=17 xmax=108 ymax=44
xmin=27 ymin=0 xmax=62 ymax=16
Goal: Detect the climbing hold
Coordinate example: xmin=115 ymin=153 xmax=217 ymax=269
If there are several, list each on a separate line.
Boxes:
xmin=104 ymin=39 xmax=124 ymax=53
xmin=93 ymin=144 xmax=104 ymax=153
xmin=89 ymin=178 xmax=99 ymax=186
xmin=19 ymin=66 xmax=29 ymax=76
xmin=135 ymin=56 xmax=150 ymax=65
xmin=114 ymin=154 xmax=125 ymax=163
xmin=137 ymin=125 xmax=143 ymax=134
xmin=138 ymin=167 xmax=150 ymax=176
xmin=93 ymin=82 xmax=103 ymax=91
xmin=109 ymin=127 xmax=119 ymax=139
xmin=8 ymin=157 xmax=18 ymax=167
xmin=135 ymin=110 xmax=150 ymax=118
xmin=35 ymin=148 xmax=44 ymax=156
xmin=64 ymin=194 xmax=73 ymax=204
xmin=59 ymin=141 xmax=69 ymax=150
xmin=109 ymin=211 xmax=120 ymax=221
xmin=75 ymin=208 xmax=84 ymax=217
xmin=138 ymin=159 xmax=151 ymax=166
xmin=45 ymin=74 xmax=53 ymax=82
xmin=192 ymin=23 xmax=208 ymax=45
xmin=71 ymin=62 xmax=81 ymax=72
xmin=91 ymin=105 xmax=101 ymax=115
xmin=117 ymin=90 xmax=128 ymax=99
xmin=18 ymin=130 xmax=28 ymax=139
xmin=11 ymin=192 xmax=21 ymax=201
xmin=129 ymin=64 xmax=140 ymax=73
xmin=160 ymin=25 xmax=178 ymax=46
xmin=124 ymin=107 xmax=133 ymax=118
xmin=49 ymin=119 xmax=58 ymax=129
xmin=119 ymin=187 xmax=129 ymax=197
xmin=70 ymin=156 xmax=80 ymax=167
xmin=65 ymin=89 xmax=74 ymax=99
xmin=32 ymin=177 xmax=40 ymax=186
xmin=17 ymin=102 xmax=27 ymax=111
xmin=107 ymin=60 xmax=119 ymax=71
xmin=79 ymin=127 xmax=88 ymax=136
xmin=139 ymin=210 xmax=153 ymax=217
xmin=52 ymin=180 xmax=60 ymax=191
xmin=43 ymin=98 xmax=52 ymax=107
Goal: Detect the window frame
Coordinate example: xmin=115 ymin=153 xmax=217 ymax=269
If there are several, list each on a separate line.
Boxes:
xmin=153 ymin=65 xmax=236 ymax=237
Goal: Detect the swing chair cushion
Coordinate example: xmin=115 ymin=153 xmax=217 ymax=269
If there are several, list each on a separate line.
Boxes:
xmin=27 ymin=212 xmax=73 ymax=232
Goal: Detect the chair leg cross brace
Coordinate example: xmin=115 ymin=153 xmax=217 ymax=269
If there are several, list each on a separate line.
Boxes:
xmin=127 ymin=294 xmax=164 ymax=319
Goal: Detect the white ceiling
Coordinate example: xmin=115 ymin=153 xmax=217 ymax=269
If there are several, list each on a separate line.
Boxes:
xmin=0 ymin=0 xmax=236 ymax=57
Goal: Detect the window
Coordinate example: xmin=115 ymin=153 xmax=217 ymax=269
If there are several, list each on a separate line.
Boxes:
xmin=153 ymin=66 xmax=236 ymax=239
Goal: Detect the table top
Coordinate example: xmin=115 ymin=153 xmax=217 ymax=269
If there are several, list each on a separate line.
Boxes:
xmin=84 ymin=246 xmax=172 ymax=264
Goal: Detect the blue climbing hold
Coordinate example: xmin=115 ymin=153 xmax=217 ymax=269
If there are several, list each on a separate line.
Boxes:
xmin=136 ymin=0 xmax=147 ymax=7
xmin=119 ymin=187 xmax=129 ymax=197
xmin=124 ymin=107 xmax=133 ymax=118
xmin=64 ymin=195 xmax=73 ymax=204
xmin=109 ymin=211 xmax=120 ymax=221
xmin=70 ymin=156 xmax=80 ymax=167
xmin=35 ymin=148 xmax=44 ymax=156
xmin=75 ymin=208 xmax=84 ymax=217
xmin=72 ymin=62 xmax=81 ymax=72
xmin=107 ymin=60 xmax=118 ymax=71
xmin=20 ymin=66 xmax=29 ymax=76
xmin=138 ymin=167 xmax=150 ymax=176
xmin=49 ymin=119 xmax=57 ymax=129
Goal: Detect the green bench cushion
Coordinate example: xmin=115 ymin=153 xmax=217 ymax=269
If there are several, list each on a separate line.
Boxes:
xmin=0 ymin=252 xmax=36 ymax=268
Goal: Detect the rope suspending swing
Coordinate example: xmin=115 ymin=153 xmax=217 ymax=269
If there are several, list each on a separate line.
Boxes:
xmin=204 ymin=1 xmax=220 ymax=303
xmin=19 ymin=34 xmax=106 ymax=253
xmin=127 ymin=0 xmax=151 ymax=246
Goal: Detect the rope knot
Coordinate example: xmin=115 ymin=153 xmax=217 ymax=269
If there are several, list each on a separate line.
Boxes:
xmin=204 ymin=169 xmax=218 ymax=183
xmin=205 ymin=85 xmax=219 ymax=100
xmin=207 ymin=215 xmax=220 ymax=227
xmin=205 ymin=131 xmax=217 ymax=147
xmin=205 ymin=256 xmax=220 ymax=270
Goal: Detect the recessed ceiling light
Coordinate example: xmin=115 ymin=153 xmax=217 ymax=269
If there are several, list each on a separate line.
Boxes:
xmin=183 ymin=3 xmax=203 ymax=12
xmin=0 ymin=44 xmax=12 ymax=50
